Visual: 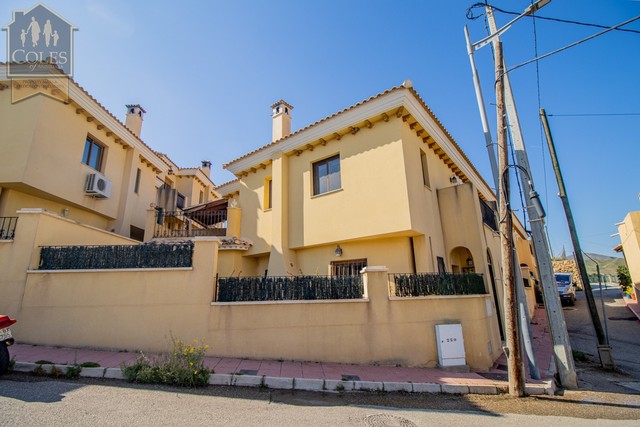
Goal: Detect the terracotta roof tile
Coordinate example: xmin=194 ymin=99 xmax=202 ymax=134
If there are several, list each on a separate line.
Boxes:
xmin=222 ymin=84 xmax=494 ymax=198
xmin=223 ymin=85 xmax=405 ymax=168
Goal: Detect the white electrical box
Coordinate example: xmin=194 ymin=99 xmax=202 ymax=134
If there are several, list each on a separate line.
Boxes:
xmin=435 ymin=323 xmax=466 ymax=367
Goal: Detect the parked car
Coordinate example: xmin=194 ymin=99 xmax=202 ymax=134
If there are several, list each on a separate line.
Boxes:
xmin=555 ymin=273 xmax=576 ymax=306
xmin=0 ymin=315 xmax=16 ymax=375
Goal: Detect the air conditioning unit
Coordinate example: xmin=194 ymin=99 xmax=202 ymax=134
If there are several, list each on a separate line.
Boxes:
xmin=85 ymin=172 xmax=112 ymax=198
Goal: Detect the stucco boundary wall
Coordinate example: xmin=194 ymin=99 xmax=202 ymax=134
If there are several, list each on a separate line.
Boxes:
xmin=4 ymin=211 xmax=501 ymax=370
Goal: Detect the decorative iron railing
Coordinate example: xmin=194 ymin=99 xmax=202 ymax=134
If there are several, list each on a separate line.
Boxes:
xmin=216 ymin=275 xmax=364 ymax=302
xmin=390 ymin=272 xmax=487 ymax=297
xmin=0 ymin=217 xmax=17 ymax=240
xmin=38 ymin=241 xmax=194 ymax=270
xmin=154 ymin=210 xmax=227 ymax=238
xmin=479 ymin=198 xmax=498 ymax=232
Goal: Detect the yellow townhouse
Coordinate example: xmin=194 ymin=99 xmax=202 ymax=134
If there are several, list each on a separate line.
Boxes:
xmin=0 ymin=72 xmax=538 ymax=370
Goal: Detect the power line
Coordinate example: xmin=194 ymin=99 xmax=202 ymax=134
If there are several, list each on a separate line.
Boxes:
xmin=466 ymin=2 xmax=640 ymax=35
xmin=548 ymin=113 xmax=640 ymax=117
xmin=506 ymin=15 xmax=640 ymax=75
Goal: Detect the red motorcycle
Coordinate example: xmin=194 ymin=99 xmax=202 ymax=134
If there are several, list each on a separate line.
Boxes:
xmin=0 ymin=315 xmax=16 ymax=375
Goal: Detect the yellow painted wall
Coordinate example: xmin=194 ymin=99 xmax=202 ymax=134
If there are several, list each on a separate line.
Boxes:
xmin=618 ymin=212 xmax=640 ymax=288
xmin=8 ymin=224 xmax=499 ymax=370
xmin=294 ymin=237 xmax=414 ymax=276
xmin=288 ymin=119 xmax=412 ymax=248
xmin=0 ymin=90 xmax=162 ymax=237
xmin=239 ymin=163 xmax=273 ymax=256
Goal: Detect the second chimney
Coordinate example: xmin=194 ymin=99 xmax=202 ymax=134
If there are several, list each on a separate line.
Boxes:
xmin=125 ymin=104 xmax=146 ymax=138
xmin=270 ymin=100 xmax=293 ymax=142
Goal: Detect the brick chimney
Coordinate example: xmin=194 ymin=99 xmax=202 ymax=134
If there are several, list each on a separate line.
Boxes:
xmin=270 ymin=100 xmax=293 ymax=142
xmin=125 ymin=104 xmax=146 ymax=138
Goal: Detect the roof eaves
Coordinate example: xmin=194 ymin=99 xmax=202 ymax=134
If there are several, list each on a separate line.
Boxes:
xmin=224 ymin=85 xmax=406 ymax=169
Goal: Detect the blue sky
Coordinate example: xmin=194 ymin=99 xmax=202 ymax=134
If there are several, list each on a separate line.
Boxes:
xmin=2 ymin=1 xmax=639 ymax=257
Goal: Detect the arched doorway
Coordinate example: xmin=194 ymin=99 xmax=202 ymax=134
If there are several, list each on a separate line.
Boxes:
xmin=449 ymin=246 xmax=475 ymax=274
xmin=487 ymin=249 xmax=504 ymax=341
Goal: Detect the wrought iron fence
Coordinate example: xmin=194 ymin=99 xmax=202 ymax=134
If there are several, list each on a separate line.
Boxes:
xmin=0 ymin=217 xmax=17 ymax=240
xmin=154 ymin=210 xmax=227 ymax=238
xmin=216 ymin=275 xmax=364 ymax=302
xmin=38 ymin=241 xmax=194 ymax=270
xmin=390 ymin=272 xmax=486 ymax=297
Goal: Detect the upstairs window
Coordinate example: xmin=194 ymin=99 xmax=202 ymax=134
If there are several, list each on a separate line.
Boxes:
xmin=265 ymin=178 xmax=273 ymax=210
xmin=313 ymin=154 xmax=341 ymax=196
xmin=82 ymin=137 xmax=104 ymax=171
xmin=420 ymin=150 xmax=430 ymax=188
xmin=134 ymin=168 xmax=141 ymax=194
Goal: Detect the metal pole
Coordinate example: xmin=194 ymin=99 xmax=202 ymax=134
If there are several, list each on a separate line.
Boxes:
xmin=464 ymin=25 xmax=500 ymax=192
xmin=464 ymin=19 xmax=540 ymax=380
xmin=466 ymin=24 xmax=539 ymax=379
xmin=485 ymin=6 xmax=578 ymax=389
xmin=539 ymin=108 xmax=614 ymax=369
xmin=496 ymin=41 xmax=525 ymax=397
xmin=595 ymin=263 xmax=611 ymax=344
xmin=514 ymin=248 xmax=541 ymax=379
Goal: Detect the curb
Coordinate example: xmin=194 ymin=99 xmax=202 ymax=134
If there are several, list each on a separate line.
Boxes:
xmin=10 ymin=362 xmax=556 ymax=396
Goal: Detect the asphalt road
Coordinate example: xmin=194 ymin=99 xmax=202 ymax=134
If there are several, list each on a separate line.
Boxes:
xmin=1 ymin=373 xmax=639 ymax=426
xmin=561 ymin=284 xmax=640 ymax=393
xmin=1 ymin=286 xmax=639 ymax=425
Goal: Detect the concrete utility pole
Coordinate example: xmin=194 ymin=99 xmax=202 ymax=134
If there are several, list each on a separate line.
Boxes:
xmin=496 ymin=42 xmax=525 ymax=397
xmin=464 ymin=19 xmax=540 ymax=382
xmin=485 ymin=6 xmax=578 ymax=389
xmin=540 ymin=108 xmax=615 ymax=369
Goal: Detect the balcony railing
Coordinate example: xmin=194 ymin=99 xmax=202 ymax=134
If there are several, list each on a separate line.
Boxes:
xmin=0 ymin=217 xmax=17 ymax=240
xmin=38 ymin=241 xmax=194 ymax=270
xmin=216 ymin=275 xmax=364 ymax=302
xmin=479 ymin=198 xmax=498 ymax=232
xmin=390 ymin=272 xmax=487 ymax=297
xmin=154 ymin=209 xmax=227 ymax=238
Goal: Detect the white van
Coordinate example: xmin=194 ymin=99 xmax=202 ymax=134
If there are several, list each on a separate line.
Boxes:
xmin=555 ymin=272 xmax=576 ymax=306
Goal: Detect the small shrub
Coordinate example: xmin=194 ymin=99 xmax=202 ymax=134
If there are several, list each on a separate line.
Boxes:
xmin=8 ymin=356 xmax=15 ymax=372
xmin=32 ymin=365 xmax=47 ymax=376
xmin=80 ymin=362 xmax=101 ymax=368
xmin=49 ymin=365 xmax=64 ymax=378
xmin=573 ymin=350 xmax=589 ymax=363
xmin=122 ymin=338 xmax=211 ymax=388
xmin=66 ymin=365 xmax=82 ymax=379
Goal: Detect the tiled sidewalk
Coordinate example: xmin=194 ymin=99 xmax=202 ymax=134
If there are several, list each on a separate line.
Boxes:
xmin=9 ymin=307 xmax=555 ymax=391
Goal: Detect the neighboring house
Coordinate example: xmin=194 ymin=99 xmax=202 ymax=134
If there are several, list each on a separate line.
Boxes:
xmin=0 ymin=63 xmax=218 ymax=241
xmin=614 ymin=211 xmax=640 ymax=300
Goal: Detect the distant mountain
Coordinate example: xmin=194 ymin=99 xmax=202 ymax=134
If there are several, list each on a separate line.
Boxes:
xmin=564 ymin=253 xmax=625 ymax=276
